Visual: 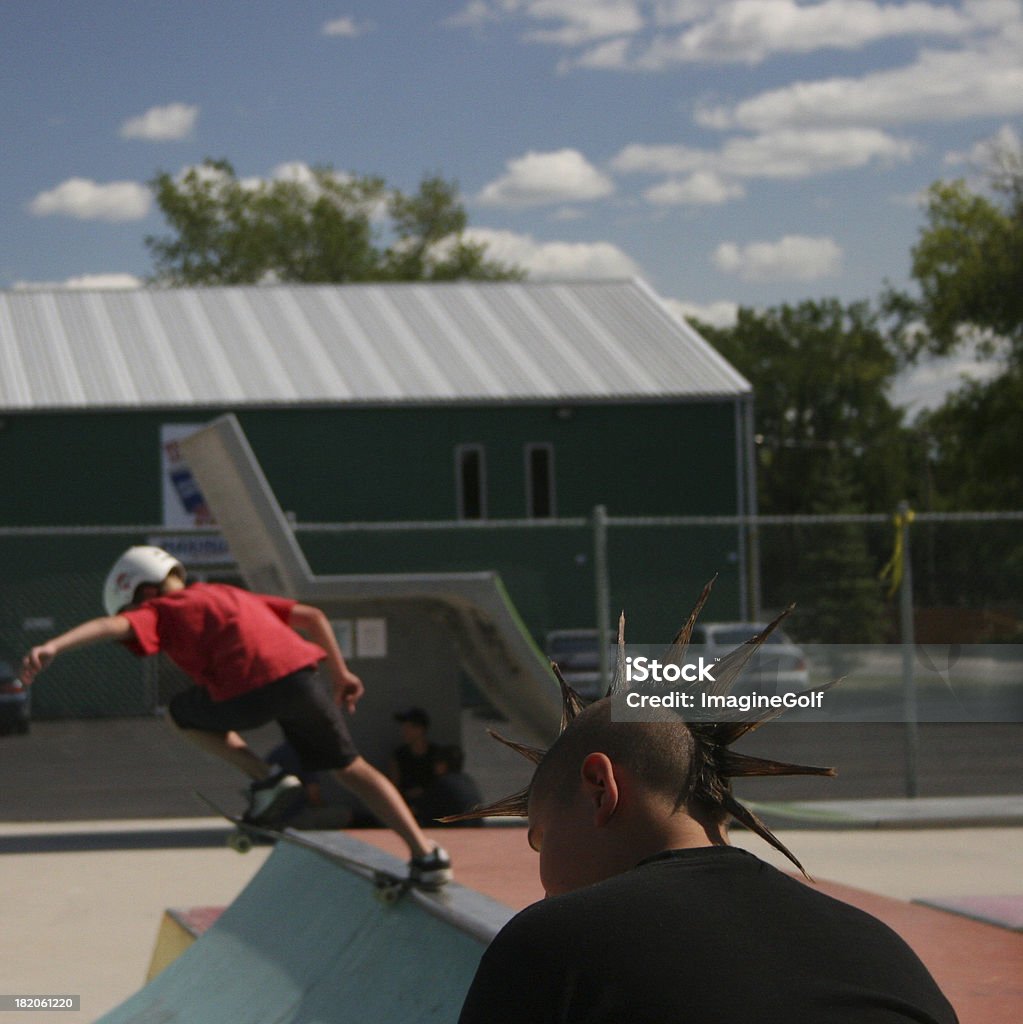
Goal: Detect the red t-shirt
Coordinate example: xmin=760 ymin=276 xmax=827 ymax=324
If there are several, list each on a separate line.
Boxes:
xmin=120 ymin=583 xmax=326 ymax=701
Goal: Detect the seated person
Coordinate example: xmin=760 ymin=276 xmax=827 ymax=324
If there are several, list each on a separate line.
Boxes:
xmin=388 ymin=707 xmax=441 ymax=815
xmin=416 ymin=745 xmax=484 ymax=827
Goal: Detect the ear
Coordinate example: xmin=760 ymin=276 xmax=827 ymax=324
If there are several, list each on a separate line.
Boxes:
xmin=580 ymin=752 xmax=620 ymax=827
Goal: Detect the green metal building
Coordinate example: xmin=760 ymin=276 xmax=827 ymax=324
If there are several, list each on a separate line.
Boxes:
xmin=0 ymin=279 xmax=754 ymax=717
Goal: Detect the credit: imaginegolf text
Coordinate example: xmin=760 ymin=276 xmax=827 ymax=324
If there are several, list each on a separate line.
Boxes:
xmin=623 ymin=689 xmax=825 ymax=712
xmin=622 ymin=656 xmax=824 ymax=713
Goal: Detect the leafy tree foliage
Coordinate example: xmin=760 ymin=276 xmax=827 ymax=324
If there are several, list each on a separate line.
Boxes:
xmin=898 ymin=143 xmax=1023 ymax=510
xmin=145 ymin=159 xmax=522 ymax=285
xmin=696 ymin=300 xmax=905 ymax=640
xmin=906 ymin=159 xmax=1023 ymax=358
xmin=918 ymin=367 xmax=1023 ymax=509
xmin=696 ymin=299 xmax=915 ymax=515
xmin=790 ymin=454 xmax=887 ymax=643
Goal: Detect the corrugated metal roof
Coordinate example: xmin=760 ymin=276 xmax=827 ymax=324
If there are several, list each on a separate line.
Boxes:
xmin=0 ymin=279 xmax=750 ymax=411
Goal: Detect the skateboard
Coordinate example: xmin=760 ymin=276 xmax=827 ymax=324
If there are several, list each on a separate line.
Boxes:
xmin=194 ymin=791 xmax=415 ymax=904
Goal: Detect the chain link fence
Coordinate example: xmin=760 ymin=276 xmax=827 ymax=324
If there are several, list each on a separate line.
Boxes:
xmin=1 ymin=509 xmax=1020 ymax=720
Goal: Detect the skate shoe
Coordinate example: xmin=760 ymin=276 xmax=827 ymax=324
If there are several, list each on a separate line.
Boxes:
xmin=409 ymin=844 xmax=453 ymax=889
xmin=244 ymin=770 xmax=303 ymax=826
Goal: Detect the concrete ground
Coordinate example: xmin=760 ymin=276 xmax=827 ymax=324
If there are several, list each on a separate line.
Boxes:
xmin=2 ymin=716 xmax=1021 ymax=1022
xmin=2 ymin=820 xmax=1021 ymax=1023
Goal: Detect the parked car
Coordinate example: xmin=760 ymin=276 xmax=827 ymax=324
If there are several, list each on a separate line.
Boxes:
xmin=690 ymin=622 xmax=810 ymax=696
xmin=544 ymin=629 xmax=617 ymax=700
xmin=0 ymin=660 xmax=31 ymax=735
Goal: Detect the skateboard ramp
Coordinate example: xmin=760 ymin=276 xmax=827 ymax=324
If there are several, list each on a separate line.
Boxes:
xmin=97 ymin=831 xmax=511 ymax=1023
xmin=180 ymin=415 xmax=561 ymax=746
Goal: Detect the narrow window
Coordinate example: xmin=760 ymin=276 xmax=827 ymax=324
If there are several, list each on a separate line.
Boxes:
xmin=456 ymin=444 xmax=486 ymax=519
xmin=526 ymin=443 xmax=555 ymax=518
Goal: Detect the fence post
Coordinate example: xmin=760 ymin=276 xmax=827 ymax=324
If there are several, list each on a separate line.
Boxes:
xmin=896 ymin=500 xmax=919 ymax=798
xmin=593 ymin=504 xmax=611 ymax=695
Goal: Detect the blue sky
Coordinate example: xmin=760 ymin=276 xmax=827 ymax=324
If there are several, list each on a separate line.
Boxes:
xmin=3 ymin=1 xmax=1021 ymax=407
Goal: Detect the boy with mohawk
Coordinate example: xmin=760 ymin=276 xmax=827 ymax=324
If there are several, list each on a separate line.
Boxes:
xmin=455 ymin=584 xmax=958 ymax=1023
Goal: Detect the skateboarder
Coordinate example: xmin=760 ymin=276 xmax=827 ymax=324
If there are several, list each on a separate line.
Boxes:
xmin=19 ymin=545 xmax=451 ymax=887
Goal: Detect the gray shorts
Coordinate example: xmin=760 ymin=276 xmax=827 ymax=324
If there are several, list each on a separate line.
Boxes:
xmin=168 ymin=667 xmax=359 ymax=771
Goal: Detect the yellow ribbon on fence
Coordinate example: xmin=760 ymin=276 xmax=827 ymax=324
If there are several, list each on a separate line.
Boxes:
xmin=879 ymin=507 xmax=915 ymax=598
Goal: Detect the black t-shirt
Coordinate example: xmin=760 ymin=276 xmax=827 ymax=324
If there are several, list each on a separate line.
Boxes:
xmin=392 ymin=742 xmax=442 ymax=793
xmin=416 ymin=771 xmax=484 ymax=826
xmin=458 ymin=846 xmax=958 ymax=1024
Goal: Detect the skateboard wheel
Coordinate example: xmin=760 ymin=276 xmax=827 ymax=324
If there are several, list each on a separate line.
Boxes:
xmin=228 ymin=831 xmax=253 ymax=854
xmin=375 ymin=885 xmax=401 ymax=905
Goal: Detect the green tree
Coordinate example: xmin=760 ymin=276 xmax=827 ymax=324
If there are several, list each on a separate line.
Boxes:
xmin=918 ymin=367 xmax=1023 ymax=509
xmin=145 ymin=159 xmax=522 ymax=285
xmin=384 ymin=175 xmax=521 ymax=281
xmin=904 ymin=162 xmax=1023 ymax=358
xmin=696 ymin=298 xmax=914 ymax=515
xmin=894 ymin=142 xmax=1023 ymax=510
xmin=792 ymin=453 xmax=886 ymax=643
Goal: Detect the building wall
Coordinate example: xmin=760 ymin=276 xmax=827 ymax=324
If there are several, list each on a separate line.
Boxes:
xmin=0 ymin=400 xmax=746 ymax=717
xmin=1 ymin=400 xmax=740 ymax=523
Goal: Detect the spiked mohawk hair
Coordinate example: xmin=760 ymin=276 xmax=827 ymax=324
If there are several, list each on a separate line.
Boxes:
xmin=443 ymin=578 xmax=839 ymax=878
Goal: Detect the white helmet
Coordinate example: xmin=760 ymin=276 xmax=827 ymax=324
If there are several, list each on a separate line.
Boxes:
xmin=103 ymin=546 xmax=185 ymax=615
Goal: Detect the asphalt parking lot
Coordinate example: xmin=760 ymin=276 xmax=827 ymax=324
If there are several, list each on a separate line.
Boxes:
xmin=1 ymin=713 xmax=1021 ymax=823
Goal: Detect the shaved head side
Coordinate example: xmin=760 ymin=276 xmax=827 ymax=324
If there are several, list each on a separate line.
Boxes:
xmin=529 ymin=699 xmax=702 ymax=816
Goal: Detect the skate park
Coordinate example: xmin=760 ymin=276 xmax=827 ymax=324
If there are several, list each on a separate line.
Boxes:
xmin=2 ymin=414 xmax=1021 ymax=1022
xmin=5 ymin=7 xmax=1023 ymax=1020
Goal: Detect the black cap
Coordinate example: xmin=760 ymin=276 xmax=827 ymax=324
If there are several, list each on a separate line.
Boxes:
xmin=393 ymin=706 xmax=430 ymax=728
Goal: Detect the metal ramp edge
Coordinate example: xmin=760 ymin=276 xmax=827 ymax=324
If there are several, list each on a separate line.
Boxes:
xmin=96 ymin=831 xmax=512 ymax=1024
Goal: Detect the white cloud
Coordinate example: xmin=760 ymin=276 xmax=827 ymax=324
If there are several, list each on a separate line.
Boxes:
xmin=663 ymin=296 xmax=739 ymax=328
xmin=697 ymin=39 xmax=1023 ymax=130
xmin=266 ymin=161 xmax=324 ymax=186
xmin=714 ymin=235 xmax=843 ymax=282
xmin=322 ymin=16 xmax=373 ymax=37
xmin=887 ymin=187 xmax=931 ymax=209
xmin=944 ymin=123 xmax=1021 ymax=167
xmin=119 ymin=103 xmax=198 ymax=142
xmin=464 ymin=227 xmax=641 ymax=277
xmin=28 ymin=178 xmax=151 ymax=222
xmin=478 ymin=149 xmax=615 ymax=207
xmin=718 ymin=128 xmax=915 ymax=177
xmin=651 ymin=0 xmax=718 ymax=26
xmin=893 ymin=330 xmax=1009 ymax=414
xmin=221 ymin=160 xmax=389 ymax=220
xmin=447 ymin=0 xmax=642 ymax=44
xmin=611 ymin=127 xmax=914 ymax=208
xmin=635 ymin=0 xmax=969 ymax=68
xmin=614 ymin=127 xmax=914 ymax=183
xmin=444 ymin=1 xmax=498 ymax=30
xmin=474 ymin=0 xmax=1005 ymax=74
xmin=180 ymin=159 xmax=355 ymax=194
xmin=645 ymin=171 xmax=745 ymax=205
xmin=520 ymin=1 xmax=643 ymax=45
xmin=611 ymin=142 xmax=704 ymax=175
xmin=13 ymin=274 xmax=144 ymax=290
xmin=561 ymin=36 xmax=632 ymax=70
xmin=66 ymin=273 xmax=144 ymax=289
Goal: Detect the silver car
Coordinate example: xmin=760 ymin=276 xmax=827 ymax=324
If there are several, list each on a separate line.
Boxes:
xmin=544 ymin=629 xmax=616 ymax=701
xmin=689 ymin=622 xmax=810 ymax=696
